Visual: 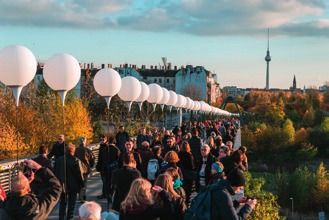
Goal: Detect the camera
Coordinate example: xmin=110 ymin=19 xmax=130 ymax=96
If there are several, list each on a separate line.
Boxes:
xmin=14 ymin=161 xmax=36 ymax=180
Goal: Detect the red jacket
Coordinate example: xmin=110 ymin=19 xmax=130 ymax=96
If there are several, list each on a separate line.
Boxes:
xmin=0 ymin=184 xmax=6 ymax=201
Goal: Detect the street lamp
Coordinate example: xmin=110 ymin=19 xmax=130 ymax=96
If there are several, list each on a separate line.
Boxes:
xmin=289 ymin=197 xmax=294 ymax=218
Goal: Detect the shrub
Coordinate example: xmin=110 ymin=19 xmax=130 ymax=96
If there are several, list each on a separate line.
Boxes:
xmin=245 ymin=172 xmax=282 ymax=220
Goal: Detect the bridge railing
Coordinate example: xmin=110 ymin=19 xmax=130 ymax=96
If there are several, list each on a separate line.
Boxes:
xmin=0 ymin=143 xmax=101 ymax=193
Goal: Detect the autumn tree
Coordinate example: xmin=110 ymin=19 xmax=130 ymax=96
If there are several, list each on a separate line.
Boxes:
xmin=282 ymin=119 xmax=295 ymax=144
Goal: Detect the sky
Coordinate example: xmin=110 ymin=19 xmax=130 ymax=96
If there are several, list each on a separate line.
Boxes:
xmin=0 ymin=0 xmax=329 ymax=89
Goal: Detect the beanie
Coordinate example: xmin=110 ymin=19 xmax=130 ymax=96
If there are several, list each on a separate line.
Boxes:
xmin=227 ymin=168 xmax=245 ymax=187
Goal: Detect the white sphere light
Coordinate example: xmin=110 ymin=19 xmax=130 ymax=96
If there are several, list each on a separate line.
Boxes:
xmin=147 ymin=83 xmax=163 ymax=104
xmin=135 ymin=81 xmax=150 ymax=103
xmin=118 ymin=76 xmax=141 ymax=102
xmin=135 ymin=81 xmax=150 ymax=111
xmin=0 ymin=45 xmax=37 ymax=106
xmin=160 ymin=88 xmax=170 ymax=105
xmin=0 ymin=45 xmax=37 ymax=86
xmin=168 ymin=90 xmax=178 ymax=106
xmin=93 ymin=68 xmax=121 ymax=108
xmin=44 ymin=53 xmax=81 ymax=91
xmin=43 ymin=53 xmax=81 ymax=106
xmin=93 ymin=68 xmax=121 ymax=97
xmin=176 ymin=94 xmax=186 ymax=108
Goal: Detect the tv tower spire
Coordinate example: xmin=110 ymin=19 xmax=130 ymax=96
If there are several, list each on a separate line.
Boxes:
xmin=265 ymin=28 xmax=271 ymax=90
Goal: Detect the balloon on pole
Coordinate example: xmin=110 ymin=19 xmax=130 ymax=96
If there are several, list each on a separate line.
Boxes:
xmin=147 ymin=83 xmax=163 ymax=111
xmin=118 ymin=76 xmax=141 ymax=112
xmin=93 ymin=68 xmax=121 ymax=109
xmin=159 ymin=87 xmax=170 ymax=111
xmin=167 ymin=90 xmax=178 ymax=112
xmin=0 ymin=45 xmax=37 ymax=106
xmin=43 ymin=53 xmax=81 ymax=106
xmin=135 ymin=81 xmax=150 ymax=111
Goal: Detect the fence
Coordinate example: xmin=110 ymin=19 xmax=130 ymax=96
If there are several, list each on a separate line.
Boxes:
xmin=0 ymin=143 xmax=100 ymax=193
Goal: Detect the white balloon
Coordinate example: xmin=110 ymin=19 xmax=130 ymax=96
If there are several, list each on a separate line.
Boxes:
xmin=118 ymin=76 xmax=141 ymax=102
xmin=147 ymin=83 xmax=163 ymax=104
xmin=93 ymin=68 xmax=121 ymax=97
xmin=167 ymin=90 xmax=178 ymax=106
xmin=160 ymin=88 xmax=170 ymax=105
xmin=0 ymin=45 xmax=37 ymax=86
xmin=176 ymin=94 xmax=186 ymax=108
xmin=43 ymin=53 xmax=81 ymax=91
xmin=135 ymin=81 xmax=150 ymax=102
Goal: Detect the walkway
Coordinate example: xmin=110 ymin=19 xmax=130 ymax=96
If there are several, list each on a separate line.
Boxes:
xmin=233 ymin=128 xmax=241 ymax=151
xmin=48 ymin=172 xmax=106 ymax=219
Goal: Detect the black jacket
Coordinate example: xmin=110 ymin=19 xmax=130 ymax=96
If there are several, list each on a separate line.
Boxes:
xmin=119 ymin=190 xmax=172 ymax=220
xmin=54 ymin=154 xmax=84 ymax=193
xmin=116 ymin=131 xmax=129 ymax=151
xmin=212 ymin=180 xmax=252 ymax=220
xmin=188 ymin=136 xmax=202 ymax=165
xmin=111 ymin=166 xmax=141 ymax=211
xmin=96 ymin=143 xmax=120 ymax=175
xmin=75 ymin=146 xmax=95 ymax=175
xmin=0 ymin=167 xmax=62 ymax=220
xmin=48 ymin=141 xmax=65 ymax=160
xmin=32 ymin=154 xmax=52 ymax=170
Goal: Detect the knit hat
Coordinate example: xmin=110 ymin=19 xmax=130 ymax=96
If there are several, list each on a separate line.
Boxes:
xmin=227 ymin=169 xmax=245 ymax=187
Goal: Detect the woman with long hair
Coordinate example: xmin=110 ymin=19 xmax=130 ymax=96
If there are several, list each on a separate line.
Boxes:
xmin=154 ymin=174 xmax=186 ymax=220
xmin=120 ymin=178 xmax=172 ymax=220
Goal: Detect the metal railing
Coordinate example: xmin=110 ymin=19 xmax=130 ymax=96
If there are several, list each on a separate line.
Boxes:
xmin=0 ymin=143 xmax=101 ymax=193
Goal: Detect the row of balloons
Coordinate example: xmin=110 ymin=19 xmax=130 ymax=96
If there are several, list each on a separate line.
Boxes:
xmin=0 ymin=45 xmax=237 ymax=117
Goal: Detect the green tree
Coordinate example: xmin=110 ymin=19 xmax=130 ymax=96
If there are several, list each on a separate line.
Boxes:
xmin=302 ymin=107 xmax=315 ymax=127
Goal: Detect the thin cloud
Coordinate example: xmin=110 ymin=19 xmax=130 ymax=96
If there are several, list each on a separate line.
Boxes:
xmin=0 ymin=0 xmax=329 ymax=37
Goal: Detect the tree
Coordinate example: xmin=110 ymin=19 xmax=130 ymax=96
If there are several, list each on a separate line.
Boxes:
xmin=282 ymin=119 xmax=295 ymax=144
xmin=302 ymin=107 xmax=315 ymax=127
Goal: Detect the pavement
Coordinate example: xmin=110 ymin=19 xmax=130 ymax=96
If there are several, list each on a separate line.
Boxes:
xmin=48 ymin=172 xmax=108 ymax=220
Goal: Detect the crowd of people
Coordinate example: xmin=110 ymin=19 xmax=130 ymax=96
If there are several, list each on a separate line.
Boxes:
xmin=0 ymin=118 xmax=257 ymax=220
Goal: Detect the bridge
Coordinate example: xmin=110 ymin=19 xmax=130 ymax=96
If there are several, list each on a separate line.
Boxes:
xmin=0 ymin=129 xmax=242 ymax=219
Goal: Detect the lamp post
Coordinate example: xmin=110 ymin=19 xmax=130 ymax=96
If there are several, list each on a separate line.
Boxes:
xmin=289 ymin=197 xmax=294 ymax=218
xmin=43 ymin=53 xmax=81 ymax=220
xmin=159 ymin=88 xmax=170 ymax=127
xmin=0 ymin=45 xmax=37 ymax=163
xmin=147 ymin=83 xmax=163 ymax=125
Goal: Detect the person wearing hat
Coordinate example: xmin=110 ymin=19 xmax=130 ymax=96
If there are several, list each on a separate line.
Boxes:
xmin=211 ymin=168 xmax=257 ymax=220
xmin=208 ymin=161 xmax=225 ymax=185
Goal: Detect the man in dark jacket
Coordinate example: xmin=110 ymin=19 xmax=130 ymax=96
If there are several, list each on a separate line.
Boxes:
xmin=96 ymin=136 xmax=120 ymax=199
xmin=118 ymin=138 xmax=142 ymax=172
xmin=116 ymin=126 xmax=129 ymax=152
xmin=136 ymin=127 xmax=150 ymax=150
xmin=33 ymin=144 xmax=52 ymax=170
xmin=48 ymin=134 xmax=66 ymax=160
xmin=189 ymin=128 xmax=202 ymax=166
xmin=211 ymin=169 xmax=257 ymax=220
xmin=111 ymin=153 xmax=141 ymax=211
xmin=0 ymin=160 xmax=62 ymax=220
xmin=55 ymin=143 xmax=85 ymax=220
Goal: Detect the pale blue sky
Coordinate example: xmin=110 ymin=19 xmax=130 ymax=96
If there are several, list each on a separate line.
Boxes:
xmin=0 ymin=0 xmax=329 ymax=89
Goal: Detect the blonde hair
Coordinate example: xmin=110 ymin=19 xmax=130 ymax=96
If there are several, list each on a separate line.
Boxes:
xmin=121 ymin=178 xmax=153 ymax=213
xmin=154 ymin=174 xmax=180 ymax=200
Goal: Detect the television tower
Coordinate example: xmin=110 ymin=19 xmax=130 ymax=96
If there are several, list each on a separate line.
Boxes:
xmin=265 ymin=29 xmax=271 ymax=90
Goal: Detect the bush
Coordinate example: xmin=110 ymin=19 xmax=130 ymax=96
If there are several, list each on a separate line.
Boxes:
xmin=245 ymin=172 xmax=282 ymax=220
xmin=274 ymin=163 xmax=329 ymax=212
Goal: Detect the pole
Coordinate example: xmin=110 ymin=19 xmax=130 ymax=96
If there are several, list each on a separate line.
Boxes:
xmin=290 ymin=197 xmax=294 ymax=218
xmin=15 ymin=105 xmax=19 ymax=164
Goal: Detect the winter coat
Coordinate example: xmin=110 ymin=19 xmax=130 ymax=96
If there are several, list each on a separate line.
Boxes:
xmin=0 ymin=167 xmax=62 ymax=220
xmin=111 ymin=166 xmax=141 ymax=211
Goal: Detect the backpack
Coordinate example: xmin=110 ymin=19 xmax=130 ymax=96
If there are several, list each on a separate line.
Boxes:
xmin=184 ymin=183 xmax=220 ymax=220
xmin=147 ymin=159 xmax=159 ymax=180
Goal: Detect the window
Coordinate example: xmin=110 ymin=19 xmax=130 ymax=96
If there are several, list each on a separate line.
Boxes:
xmin=154 ymin=79 xmax=157 ymax=83
xmin=167 ymin=79 xmax=169 ymax=83
xmin=159 ymin=78 xmax=162 ymax=83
